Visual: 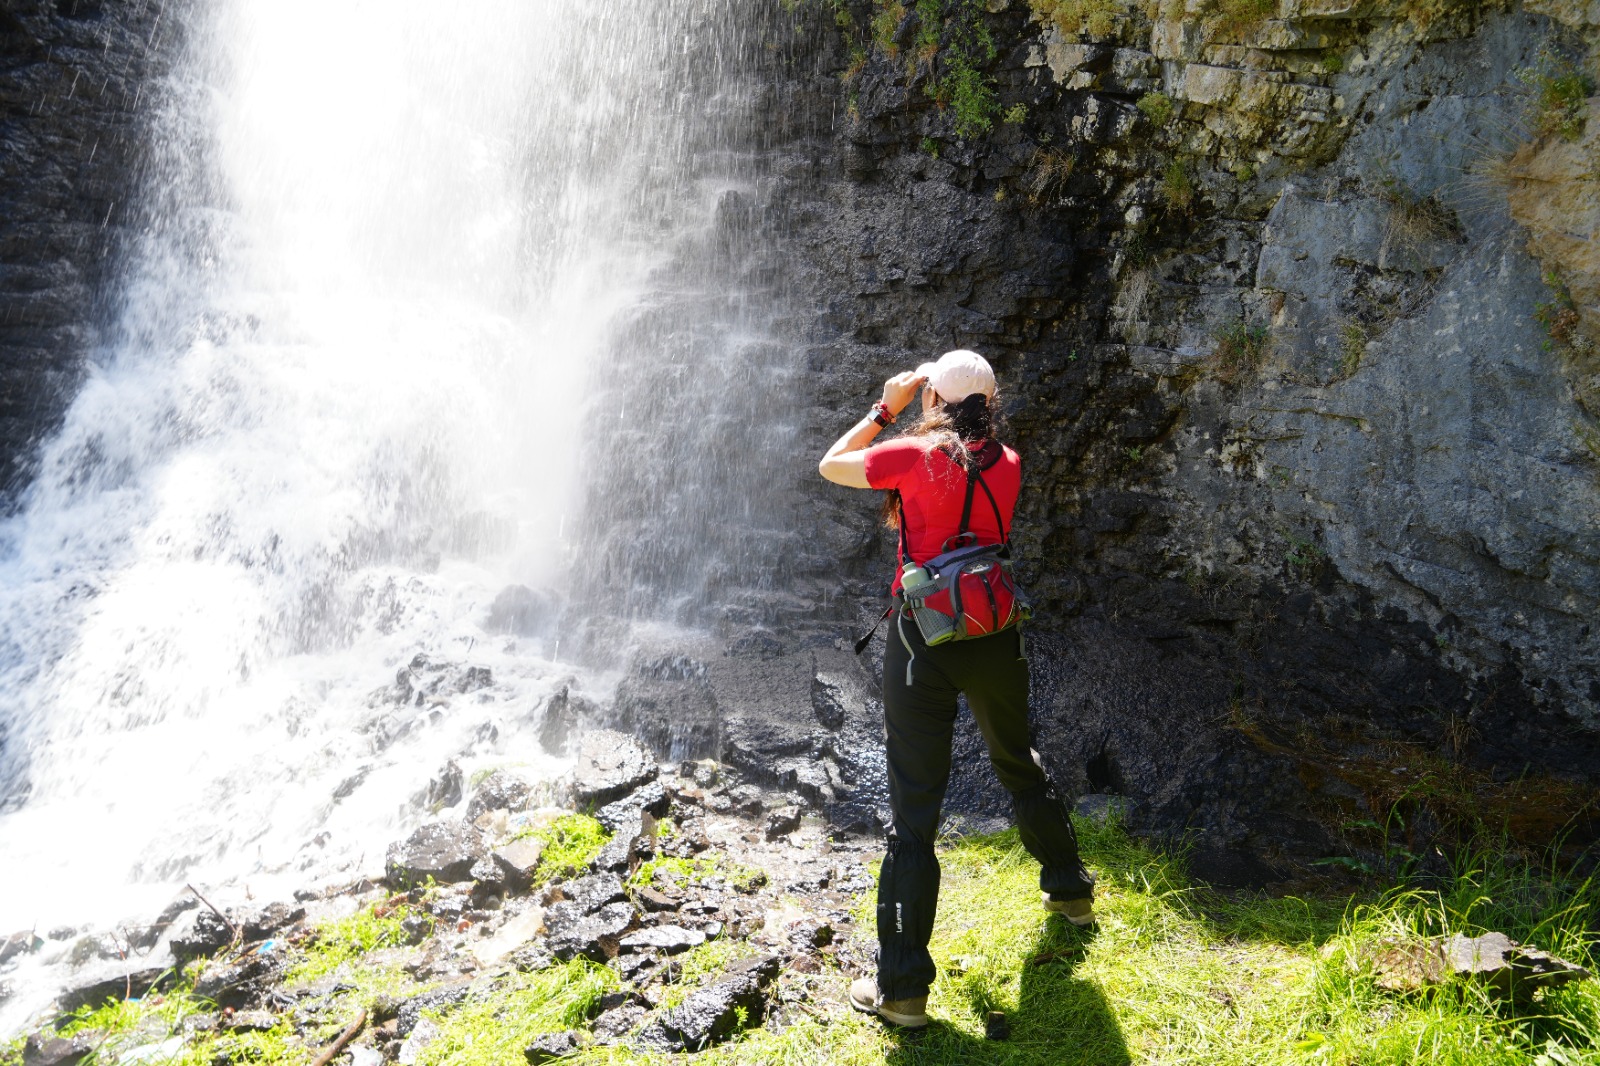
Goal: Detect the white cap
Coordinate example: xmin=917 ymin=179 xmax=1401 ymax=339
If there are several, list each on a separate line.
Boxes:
xmin=914 ymin=349 xmax=995 ymax=403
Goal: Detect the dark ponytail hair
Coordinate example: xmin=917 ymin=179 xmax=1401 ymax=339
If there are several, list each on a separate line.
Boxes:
xmin=879 ymin=388 xmax=1004 ymax=531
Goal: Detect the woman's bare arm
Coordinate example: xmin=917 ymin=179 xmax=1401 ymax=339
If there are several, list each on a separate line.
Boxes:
xmin=818 ymin=370 xmax=927 ymax=488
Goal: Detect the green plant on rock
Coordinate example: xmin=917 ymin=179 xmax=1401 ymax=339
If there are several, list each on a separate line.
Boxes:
xmin=920 ymin=0 xmax=1000 ymax=138
xmin=1211 ymin=319 xmax=1271 ymax=384
xmin=1320 ymin=48 xmax=1345 ymax=74
xmin=1211 ymin=0 xmax=1276 ymax=39
xmin=1136 ymin=91 xmax=1174 ymax=127
xmin=416 ymin=961 xmax=615 ymax=1066
xmin=1284 ymin=530 xmax=1328 ymax=578
xmin=1519 ymin=53 xmax=1594 ymax=142
xmin=1338 ymin=321 xmax=1368 ymax=379
xmin=1160 ymin=158 xmax=1195 ymax=214
xmin=871 ymin=0 xmax=908 ymax=55
xmin=1003 ymin=102 xmax=1027 ymax=124
xmin=1029 ymin=0 xmax=1125 ymax=39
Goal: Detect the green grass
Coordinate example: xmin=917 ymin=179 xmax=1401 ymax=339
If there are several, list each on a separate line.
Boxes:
xmin=417 ymin=961 xmax=617 ymax=1066
xmin=16 ymin=820 xmax=1597 ymax=1066
xmin=284 ymin=901 xmax=419 ymax=985
xmin=518 ymin=812 xmax=612 ymax=884
xmin=1029 ymin=0 xmax=1127 ymax=39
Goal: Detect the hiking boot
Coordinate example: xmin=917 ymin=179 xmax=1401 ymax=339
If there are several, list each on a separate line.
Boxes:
xmin=848 ymin=977 xmax=929 ymax=1028
xmin=1043 ymin=892 xmax=1094 ymax=927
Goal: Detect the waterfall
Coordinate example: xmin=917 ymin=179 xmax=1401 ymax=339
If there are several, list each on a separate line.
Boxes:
xmin=0 ymin=0 xmax=788 ymax=1024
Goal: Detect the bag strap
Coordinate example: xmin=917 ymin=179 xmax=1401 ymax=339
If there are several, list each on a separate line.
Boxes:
xmin=957 ymin=448 xmax=1009 ymax=546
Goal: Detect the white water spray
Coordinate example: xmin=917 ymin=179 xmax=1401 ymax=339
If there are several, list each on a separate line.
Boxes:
xmin=0 ymin=0 xmax=773 ymax=1029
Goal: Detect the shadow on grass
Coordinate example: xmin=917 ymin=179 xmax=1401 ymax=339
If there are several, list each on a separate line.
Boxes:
xmin=881 ymin=918 xmax=1129 ymax=1066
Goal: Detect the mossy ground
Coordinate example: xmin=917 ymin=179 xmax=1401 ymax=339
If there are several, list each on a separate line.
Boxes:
xmin=27 ymin=817 xmax=1599 ymax=1066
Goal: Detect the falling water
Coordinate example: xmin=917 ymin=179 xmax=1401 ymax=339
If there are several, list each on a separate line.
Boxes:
xmin=0 ymin=0 xmax=789 ymax=1028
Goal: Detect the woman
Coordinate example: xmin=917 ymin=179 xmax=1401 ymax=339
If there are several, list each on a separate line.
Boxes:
xmin=819 ymin=349 xmax=1095 ymax=1029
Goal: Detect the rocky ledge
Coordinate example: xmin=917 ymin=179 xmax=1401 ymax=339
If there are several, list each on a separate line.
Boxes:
xmin=0 ymin=730 xmax=895 ymax=1061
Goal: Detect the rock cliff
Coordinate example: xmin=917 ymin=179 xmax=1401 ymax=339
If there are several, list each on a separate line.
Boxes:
xmin=757 ymin=0 xmax=1599 ymax=871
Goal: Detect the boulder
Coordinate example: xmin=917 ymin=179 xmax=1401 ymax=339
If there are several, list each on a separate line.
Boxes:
xmin=619 ymin=925 xmax=706 ymax=956
xmin=465 ymin=770 xmax=535 ymax=822
xmin=1 ymin=929 xmax=42 ymax=965
xmin=763 ymin=805 xmax=801 ymax=841
xmin=637 ymin=954 xmax=782 ymax=1051
xmin=385 ymin=821 xmax=487 ymax=886
xmin=234 ymin=902 xmax=305 ymax=943
xmin=22 ymin=1032 xmax=100 ymax=1066
xmin=523 ymin=1031 xmax=580 ymax=1064
xmin=594 ymin=780 xmax=669 ymax=832
xmin=191 ymin=951 xmax=289 ymax=1011
xmin=397 ymin=985 xmax=473 ymax=1037
xmin=572 ymin=730 xmax=657 ymax=807
xmin=546 ymin=873 xmax=626 ymax=917
xmin=591 ymin=808 xmax=656 ymax=873
xmin=546 ymin=902 xmax=635 ymax=962
xmin=491 ymin=837 xmax=545 ymax=891
xmin=169 ymin=908 xmax=233 ymax=960
xmin=58 ymin=961 xmax=175 ymax=1013
xmin=1365 ymin=932 xmax=1593 ymax=997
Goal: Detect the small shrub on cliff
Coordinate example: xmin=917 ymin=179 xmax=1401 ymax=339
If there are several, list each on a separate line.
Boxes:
xmin=1136 ymin=91 xmax=1174 ymax=127
xmin=1160 ymin=158 xmax=1195 ymax=214
xmin=1520 ymin=54 xmax=1594 ymax=142
xmin=1212 ymin=319 xmax=1271 ymax=384
xmin=1211 ymin=0 xmax=1276 ymax=39
xmin=921 ymin=0 xmax=1000 ymax=138
xmin=870 ymin=0 xmax=907 ymax=55
xmin=1029 ymin=0 xmax=1124 ymax=39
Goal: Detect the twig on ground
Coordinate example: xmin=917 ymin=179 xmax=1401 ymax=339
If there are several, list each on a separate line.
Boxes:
xmin=310 ymin=1009 xmax=368 ymax=1066
xmin=185 ymin=882 xmax=240 ymax=946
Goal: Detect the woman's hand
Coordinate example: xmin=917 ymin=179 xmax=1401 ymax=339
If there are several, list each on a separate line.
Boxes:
xmin=881 ymin=370 xmax=928 ymax=417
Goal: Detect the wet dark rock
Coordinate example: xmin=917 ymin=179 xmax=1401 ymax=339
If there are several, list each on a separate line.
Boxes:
xmin=538 ymin=686 xmax=588 ymax=757
xmin=465 ymin=770 xmax=535 ymax=822
xmin=611 ymin=655 xmax=719 ymax=762
xmin=134 ymin=896 xmax=199 ymax=950
xmin=591 ymin=1004 xmax=648 ymax=1043
xmin=0 ymin=929 xmax=42 ymax=965
xmin=571 ymin=730 xmax=658 ymax=808
xmin=192 ymin=951 xmax=289 ymax=1011
xmin=595 ymin=780 xmax=669 ymax=832
xmin=22 ymin=1031 xmax=100 ymax=1066
xmin=619 ymin=925 xmax=706 ymax=956
xmin=397 ymin=985 xmax=473 ymax=1037
xmin=1074 ymin=794 xmax=1133 ymax=825
xmin=763 ymin=805 xmax=801 ymax=841
xmin=523 ymin=1031 xmax=579 ymax=1064
xmin=547 ymin=873 xmax=626 ymax=916
xmin=636 ymin=954 xmax=781 ymax=1052
xmin=385 ymin=820 xmax=486 ymax=886
xmin=425 ymin=761 xmax=465 ymax=812
xmin=468 ymin=855 xmax=507 ymax=901
xmin=985 ymin=1011 xmax=1010 ymax=1041
xmin=170 ymin=908 xmax=234 ymax=960
xmin=401 ymin=915 xmax=432 ymax=945
xmin=486 ymin=585 xmax=557 ymax=636
xmin=546 ymin=902 xmax=635 ymax=963
xmin=592 ymin=808 xmax=656 ymax=873
xmin=234 ymin=902 xmax=304 ymax=943
xmin=510 ymin=944 xmax=555 ymax=972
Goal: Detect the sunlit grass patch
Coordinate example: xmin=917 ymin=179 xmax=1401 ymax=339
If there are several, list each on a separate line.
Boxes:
xmin=416 ymin=961 xmax=616 ymax=1066
xmin=520 ymin=813 xmax=611 ymax=883
xmin=284 ymin=900 xmax=420 ymax=986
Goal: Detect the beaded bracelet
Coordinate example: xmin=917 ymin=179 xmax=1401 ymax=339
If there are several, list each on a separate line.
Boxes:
xmin=870 ymin=401 xmax=896 ymax=427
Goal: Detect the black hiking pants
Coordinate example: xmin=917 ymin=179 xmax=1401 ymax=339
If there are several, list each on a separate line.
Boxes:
xmin=876 ymin=614 xmax=1095 ymax=1001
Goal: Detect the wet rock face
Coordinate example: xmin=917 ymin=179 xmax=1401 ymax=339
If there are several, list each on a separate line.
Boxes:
xmin=385 ymin=820 xmax=487 ymax=886
xmin=750 ymin=0 xmax=1600 ymax=860
xmin=0 ymin=0 xmax=172 ymax=493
